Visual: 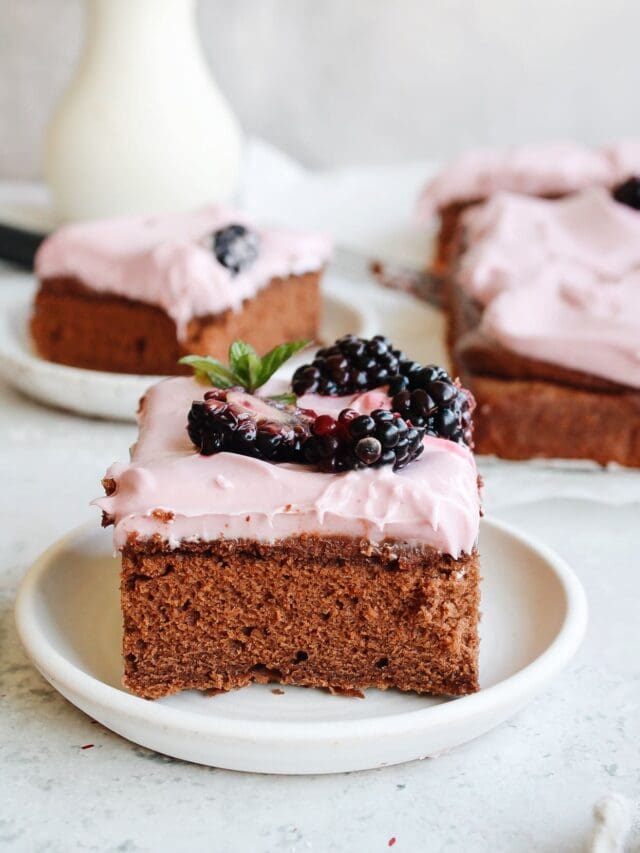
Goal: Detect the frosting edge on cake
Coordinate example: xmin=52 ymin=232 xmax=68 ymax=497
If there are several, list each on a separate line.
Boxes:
xmin=95 ymin=377 xmax=481 ymax=558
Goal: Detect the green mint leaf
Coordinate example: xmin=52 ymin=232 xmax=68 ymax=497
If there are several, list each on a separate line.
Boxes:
xmin=228 ymin=341 xmax=258 ymax=388
xmin=180 ymin=338 xmax=309 ymax=395
xmin=268 ymin=391 xmax=297 ymax=405
xmin=178 ymin=355 xmax=239 ymax=388
xmin=258 ymin=340 xmax=310 ymax=387
xmin=246 ymin=352 xmax=263 ymax=391
xmin=229 ymin=340 xmax=256 ymax=365
xmin=228 ymin=340 xmax=255 ymax=377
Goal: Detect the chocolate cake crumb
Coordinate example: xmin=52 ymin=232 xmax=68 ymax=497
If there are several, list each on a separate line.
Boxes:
xmin=120 ymin=535 xmax=480 ymax=699
xmin=31 ymin=272 xmax=321 ymax=375
xmin=102 ymin=477 xmax=116 ymax=496
xmin=151 ymin=509 xmax=175 ymax=523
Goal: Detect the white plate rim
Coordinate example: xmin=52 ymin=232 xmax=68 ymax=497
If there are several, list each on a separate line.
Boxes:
xmin=15 ymin=516 xmax=588 ymax=745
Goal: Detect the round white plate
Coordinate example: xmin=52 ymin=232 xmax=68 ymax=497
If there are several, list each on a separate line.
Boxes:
xmin=0 ymin=274 xmax=374 ymax=422
xmin=15 ymin=517 xmax=587 ymax=775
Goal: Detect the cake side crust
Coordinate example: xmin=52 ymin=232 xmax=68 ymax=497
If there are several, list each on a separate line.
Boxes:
xmin=31 ymin=271 xmax=321 ymax=375
xmin=457 ymin=370 xmax=640 ymax=465
xmin=432 ymin=201 xmax=477 ymax=277
xmin=121 ymin=535 xmax=480 ymax=700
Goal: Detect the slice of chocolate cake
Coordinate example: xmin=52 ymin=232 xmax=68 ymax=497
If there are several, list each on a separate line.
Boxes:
xmin=447 ymin=188 xmax=640 ymax=465
xmin=32 ymin=208 xmax=331 ymax=375
xmin=96 ymin=336 xmax=481 ymax=700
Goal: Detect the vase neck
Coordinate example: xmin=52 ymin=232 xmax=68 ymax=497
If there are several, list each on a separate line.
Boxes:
xmin=86 ymin=0 xmax=197 ymax=50
xmin=81 ymin=0 xmax=202 ymax=77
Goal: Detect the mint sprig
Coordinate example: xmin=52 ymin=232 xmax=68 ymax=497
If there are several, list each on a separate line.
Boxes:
xmin=179 ymin=339 xmax=309 ymax=403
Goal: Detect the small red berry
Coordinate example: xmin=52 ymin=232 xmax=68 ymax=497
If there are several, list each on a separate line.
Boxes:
xmin=313 ymin=415 xmax=337 ymax=437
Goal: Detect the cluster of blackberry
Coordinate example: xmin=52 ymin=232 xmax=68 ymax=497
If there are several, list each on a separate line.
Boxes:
xmin=187 ymin=390 xmax=424 ymax=472
xmin=292 ymin=335 xmax=402 ymax=396
xmin=303 ymin=408 xmax=425 ymax=473
xmin=292 ymin=336 xmax=474 ymax=447
xmin=388 ymin=361 xmax=474 ymax=446
xmin=187 ymin=388 xmax=314 ymax=461
xmin=212 ymin=224 xmax=260 ymax=275
xmin=186 ymin=336 xmax=474 ymax=470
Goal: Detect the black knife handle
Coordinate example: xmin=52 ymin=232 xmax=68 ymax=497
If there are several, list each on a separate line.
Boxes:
xmin=0 ymin=223 xmax=48 ymax=270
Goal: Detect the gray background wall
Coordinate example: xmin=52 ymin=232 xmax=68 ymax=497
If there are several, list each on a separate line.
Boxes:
xmin=2 ymin=0 xmax=639 ymax=179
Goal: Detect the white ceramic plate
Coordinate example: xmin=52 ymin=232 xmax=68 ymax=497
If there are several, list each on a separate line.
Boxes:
xmin=0 ymin=273 xmax=374 ymax=422
xmin=15 ymin=517 xmax=587 ymax=775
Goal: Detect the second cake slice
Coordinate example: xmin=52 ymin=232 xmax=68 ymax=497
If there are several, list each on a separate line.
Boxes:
xmin=32 ymin=207 xmax=331 ymax=375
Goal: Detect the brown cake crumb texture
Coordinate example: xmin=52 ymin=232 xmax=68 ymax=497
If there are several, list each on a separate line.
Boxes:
xmin=31 ymin=272 xmax=321 ymax=375
xmin=121 ymin=535 xmax=480 ymax=699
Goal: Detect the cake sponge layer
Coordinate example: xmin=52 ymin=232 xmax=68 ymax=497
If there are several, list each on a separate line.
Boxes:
xmin=31 ymin=272 xmax=320 ymax=375
xmin=121 ymin=535 xmax=480 ymax=699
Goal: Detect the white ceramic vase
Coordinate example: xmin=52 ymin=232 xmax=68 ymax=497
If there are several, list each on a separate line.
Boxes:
xmin=44 ymin=0 xmax=242 ymax=222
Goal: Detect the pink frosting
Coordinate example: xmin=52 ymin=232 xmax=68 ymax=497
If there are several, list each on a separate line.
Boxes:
xmin=95 ymin=377 xmax=481 ymax=558
xmin=35 ymin=206 xmax=332 ymax=341
xmin=603 ymin=139 xmax=640 ymax=184
xmin=458 ymin=188 xmax=640 ymax=303
xmin=417 ymin=140 xmax=640 ymax=222
xmin=457 ymin=188 xmax=640 ymax=388
xmin=483 ymin=273 xmax=640 ymax=387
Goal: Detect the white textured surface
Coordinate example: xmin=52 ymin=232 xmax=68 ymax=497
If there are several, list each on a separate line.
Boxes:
xmin=0 ymin=161 xmax=639 ymax=848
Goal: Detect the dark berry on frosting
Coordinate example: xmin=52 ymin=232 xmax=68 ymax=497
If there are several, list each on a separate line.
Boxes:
xmin=187 ymin=388 xmax=314 ymax=461
xmin=390 ymin=361 xmax=475 ymax=447
xmin=612 ymin=176 xmax=640 ymax=211
xmin=291 ymin=333 xmax=474 ymax=447
xmin=291 ymin=335 xmax=403 ymax=396
xmin=355 ymin=436 xmax=382 ymax=465
xmin=212 ymin=224 xmax=260 ymax=275
xmin=303 ymin=408 xmax=424 ymax=472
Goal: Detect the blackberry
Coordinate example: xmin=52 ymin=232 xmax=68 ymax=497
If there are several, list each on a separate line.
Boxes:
xmin=187 ymin=388 xmax=315 ymax=461
xmin=612 ymin=176 xmax=640 ymax=211
xmin=291 ymin=335 xmax=403 ymax=396
xmin=303 ymin=408 xmax=424 ymax=472
xmin=212 ymin=224 xmax=260 ymax=274
xmin=390 ymin=362 xmax=475 ymax=446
